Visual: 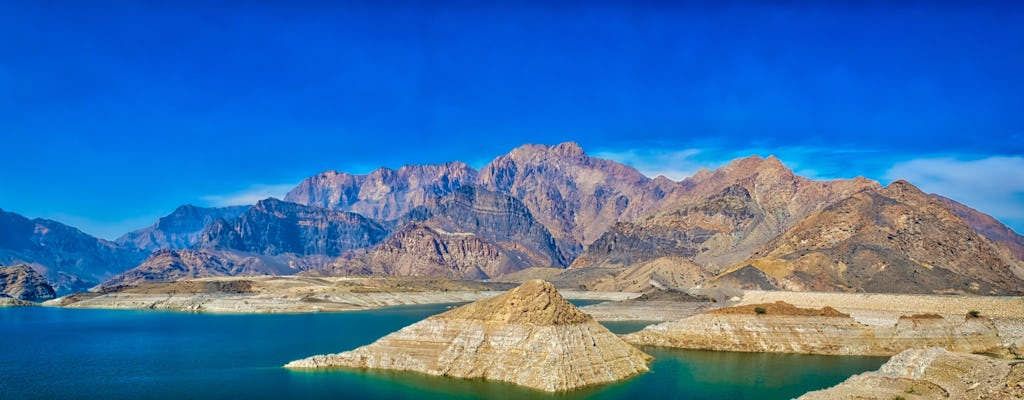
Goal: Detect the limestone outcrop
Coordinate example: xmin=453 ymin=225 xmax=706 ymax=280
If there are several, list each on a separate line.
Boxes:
xmin=285 ymin=279 xmax=651 ymax=391
xmin=624 ymin=301 xmax=1003 ymax=356
xmin=799 ymin=347 xmax=1024 ymax=399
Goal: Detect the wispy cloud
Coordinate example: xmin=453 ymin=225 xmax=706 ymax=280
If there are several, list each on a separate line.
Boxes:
xmin=885 ymin=156 xmax=1024 ymax=230
xmin=200 ymin=183 xmax=298 ymax=207
xmin=594 ymin=145 xmax=886 ymax=182
xmin=594 ymin=148 xmax=707 ymax=181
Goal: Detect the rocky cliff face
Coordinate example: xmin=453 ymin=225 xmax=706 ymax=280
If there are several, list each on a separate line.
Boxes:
xmin=799 ymin=347 xmax=1024 ymax=399
xmin=0 ymin=264 xmax=56 ymax=301
xmin=197 ymin=198 xmax=388 ymax=257
xmin=0 ymin=209 xmax=145 ymax=294
xmin=116 ymin=205 xmax=249 ymax=252
xmin=283 ymin=162 xmax=478 ymax=221
xmin=286 ymin=280 xmax=651 ymax=392
xmin=477 ymin=142 xmax=678 ymax=259
xmin=735 ymin=180 xmax=1024 ymax=295
xmin=625 ymin=301 xmax=1003 ymax=356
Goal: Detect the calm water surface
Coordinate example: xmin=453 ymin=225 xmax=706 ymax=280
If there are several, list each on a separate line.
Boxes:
xmin=0 ymin=304 xmax=886 ymax=399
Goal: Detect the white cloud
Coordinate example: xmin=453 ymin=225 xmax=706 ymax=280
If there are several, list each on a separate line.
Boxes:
xmin=200 ymin=183 xmax=298 ymax=207
xmin=885 ymin=156 xmax=1024 ymax=227
xmin=594 ymin=148 xmax=707 ymax=181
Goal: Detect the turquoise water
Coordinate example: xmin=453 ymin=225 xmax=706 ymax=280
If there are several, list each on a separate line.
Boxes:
xmin=0 ymin=305 xmax=886 ymax=399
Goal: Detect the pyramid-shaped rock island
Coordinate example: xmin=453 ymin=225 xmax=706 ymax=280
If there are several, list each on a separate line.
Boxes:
xmin=285 ymin=279 xmax=652 ymax=392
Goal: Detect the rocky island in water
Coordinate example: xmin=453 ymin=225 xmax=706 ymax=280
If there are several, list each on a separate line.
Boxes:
xmin=286 ymin=280 xmax=652 ymax=392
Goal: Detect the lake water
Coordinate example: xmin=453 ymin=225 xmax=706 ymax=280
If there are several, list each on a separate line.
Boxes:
xmin=0 ymin=304 xmax=886 ymax=399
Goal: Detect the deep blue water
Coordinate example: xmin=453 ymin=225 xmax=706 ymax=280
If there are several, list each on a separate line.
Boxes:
xmin=0 ymin=305 xmax=886 ymax=399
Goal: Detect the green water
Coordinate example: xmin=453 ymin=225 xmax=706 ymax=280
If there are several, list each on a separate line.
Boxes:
xmin=0 ymin=305 xmax=886 ymax=399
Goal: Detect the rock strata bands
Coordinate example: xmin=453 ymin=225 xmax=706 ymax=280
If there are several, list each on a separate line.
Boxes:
xmin=625 ymin=301 xmax=1004 ymax=356
xmin=799 ymin=347 xmax=1024 ymax=399
xmin=286 ymin=280 xmax=652 ymax=392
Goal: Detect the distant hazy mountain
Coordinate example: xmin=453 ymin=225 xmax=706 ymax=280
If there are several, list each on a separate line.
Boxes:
xmin=284 ymin=162 xmax=478 ymax=221
xmin=116 ymin=205 xmax=249 ymax=252
xmin=196 ymin=198 xmax=389 ymax=257
xmin=0 ymin=208 xmax=145 ymax=293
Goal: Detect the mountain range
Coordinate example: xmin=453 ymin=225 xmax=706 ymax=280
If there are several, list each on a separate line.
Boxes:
xmin=3 ymin=142 xmax=1023 ymax=295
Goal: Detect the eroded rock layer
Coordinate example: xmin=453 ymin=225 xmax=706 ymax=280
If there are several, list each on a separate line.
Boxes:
xmin=625 ymin=301 xmax=1003 ymax=356
xmin=799 ymin=347 xmax=1024 ymax=399
xmin=286 ymin=280 xmax=651 ymax=392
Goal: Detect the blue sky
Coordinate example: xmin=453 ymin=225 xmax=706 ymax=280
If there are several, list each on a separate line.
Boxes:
xmin=1 ymin=1 xmax=1022 ymax=238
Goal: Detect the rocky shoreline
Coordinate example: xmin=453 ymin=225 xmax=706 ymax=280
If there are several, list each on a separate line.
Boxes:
xmin=11 ymin=276 xmax=1024 ymax=397
xmin=624 ymin=301 xmax=1007 ymax=356
xmin=799 ymin=347 xmax=1024 ymax=399
xmin=44 ymin=276 xmax=637 ymax=313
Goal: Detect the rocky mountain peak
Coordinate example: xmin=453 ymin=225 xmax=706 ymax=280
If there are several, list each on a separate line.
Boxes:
xmin=725 ymin=154 xmax=793 ymax=178
xmin=197 ymin=198 xmax=388 ymax=257
xmin=506 ymin=142 xmax=587 ymax=162
xmin=882 ymin=179 xmax=928 ymax=200
xmin=249 ymin=197 xmax=297 ymax=215
xmin=439 ymin=279 xmax=591 ymax=325
xmin=284 ymin=162 xmax=477 ymax=221
xmin=477 ymin=142 xmax=669 ymax=254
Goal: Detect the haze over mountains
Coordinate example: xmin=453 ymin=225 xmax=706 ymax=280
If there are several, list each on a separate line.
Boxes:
xmin=2 ymin=142 xmax=1023 ymax=296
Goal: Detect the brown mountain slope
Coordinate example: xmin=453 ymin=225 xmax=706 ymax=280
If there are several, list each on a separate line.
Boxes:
xmin=0 ymin=264 xmax=56 ymax=301
xmin=573 ymin=156 xmax=878 ymax=272
xmin=397 ymin=185 xmax=568 ymax=268
xmin=326 ymin=224 xmax=522 ymax=280
xmin=585 ymin=256 xmax=713 ymax=292
xmin=730 ymin=180 xmax=1024 ymax=295
xmin=283 ymin=162 xmax=477 ymax=221
xmin=477 ymin=142 xmax=678 ymax=259
xmin=936 ymin=194 xmax=1024 ymax=262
